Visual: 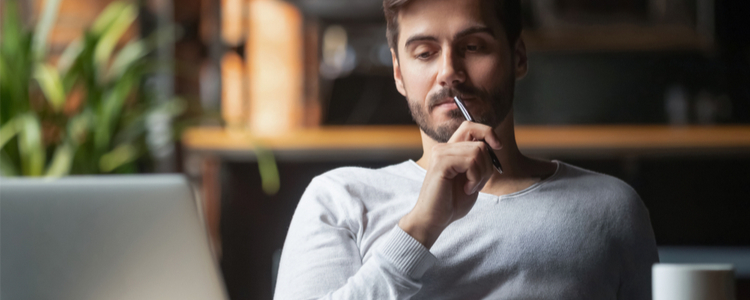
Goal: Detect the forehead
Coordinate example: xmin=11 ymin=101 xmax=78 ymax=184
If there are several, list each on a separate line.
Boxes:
xmin=396 ymin=0 xmax=501 ymax=45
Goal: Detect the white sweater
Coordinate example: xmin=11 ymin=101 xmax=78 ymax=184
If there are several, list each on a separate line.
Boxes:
xmin=274 ymin=160 xmax=658 ymax=300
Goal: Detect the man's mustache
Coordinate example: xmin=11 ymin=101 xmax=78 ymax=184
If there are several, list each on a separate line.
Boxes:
xmin=427 ymin=86 xmax=483 ymax=112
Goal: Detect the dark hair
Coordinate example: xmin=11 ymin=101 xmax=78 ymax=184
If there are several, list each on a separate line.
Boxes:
xmin=383 ymin=0 xmax=522 ymax=53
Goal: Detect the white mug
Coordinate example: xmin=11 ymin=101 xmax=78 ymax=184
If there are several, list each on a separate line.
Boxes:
xmin=652 ymin=263 xmax=735 ymax=300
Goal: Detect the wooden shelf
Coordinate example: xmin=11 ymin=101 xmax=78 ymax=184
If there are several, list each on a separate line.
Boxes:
xmin=182 ymin=126 xmax=422 ymax=161
xmin=514 ymin=125 xmax=750 ymax=157
xmin=182 ymin=125 xmax=750 ymax=160
xmin=183 ymin=126 xmax=421 ymax=151
xmin=522 ymin=25 xmax=712 ymax=53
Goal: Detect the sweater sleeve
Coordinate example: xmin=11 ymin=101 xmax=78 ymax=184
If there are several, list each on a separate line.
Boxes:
xmin=616 ymin=189 xmax=660 ymax=300
xmin=273 ymin=176 xmax=437 ymax=300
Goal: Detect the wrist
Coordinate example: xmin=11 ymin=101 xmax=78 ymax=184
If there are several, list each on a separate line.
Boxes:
xmin=398 ymin=213 xmax=445 ymax=249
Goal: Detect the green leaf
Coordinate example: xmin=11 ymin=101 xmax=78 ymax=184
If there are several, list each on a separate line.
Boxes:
xmin=32 ymin=0 xmax=63 ymax=60
xmin=1 ymin=2 xmax=33 ymax=123
xmin=93 ymin=2 xmax=137 ymax=79
xmin=252 ymin=143 xmax=280 ymax=195
xmin=57 ymin=38 xmax=84 ymax=74
xmin=67 ymin=110 xmax=93 ymax=145
xmin=105 ymin=24 xmax=179 ymax=81
xmin=17 ymin=114 xmax=45 ymax=176
xmin=2 ymin=1 xmax=23 ymax=57
xmin=74 ymin=33 xmax=103 ymax=108
xmin=99 ymin=143 xmax=138 ymax=172
xmin=33 ymin=63 xmax=66 ymax=112
xmin=94 ymin=73 xmax=135 ymax=151
xmin=45 ymin=142 xmax=75 ymax=176
xmin=0 ymin=150 xmax=19 ymax=176
xmin=90 ymin=1 xmax=129 ymax=36
xmin=0 ymin=50 xmax=8 ymax=89
xmin=107 ymin=39 xmax=146 ymax=80
xmin=0 ymin=53 xmax=11 ymax=125
xmin=0 ymin=117 xmax=21 ymax=149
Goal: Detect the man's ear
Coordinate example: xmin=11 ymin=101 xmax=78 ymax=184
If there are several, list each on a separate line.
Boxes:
xmin=391 ymin=49 xmax=407 ymax=96
xmin=513 ymin=38 xmax=528 ymax=79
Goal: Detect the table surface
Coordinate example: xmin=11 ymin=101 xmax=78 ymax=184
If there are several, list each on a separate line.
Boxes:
xmin=182 ymin=125 xmax=750 ymax=160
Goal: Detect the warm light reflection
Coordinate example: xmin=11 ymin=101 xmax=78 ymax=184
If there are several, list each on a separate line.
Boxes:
xmin=221 ymin=0 xmax=246 ymax=45
xmin=221 ymin=51 xmax=247 ymax=127
xmin=246 ymin=0 xmax=303 ymax=136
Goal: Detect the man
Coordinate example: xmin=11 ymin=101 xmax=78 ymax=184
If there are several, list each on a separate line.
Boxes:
xmin=274 ymin=0 xmax=659 ymax=299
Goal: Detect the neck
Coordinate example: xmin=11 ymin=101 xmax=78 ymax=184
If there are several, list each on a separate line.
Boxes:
xmin=416 ymin=110 xmax=556 ymax=195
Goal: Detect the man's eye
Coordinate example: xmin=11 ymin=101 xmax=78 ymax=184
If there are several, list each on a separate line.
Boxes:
xmin=416 ymin=52 xmax=432 ymax=59
xmin=466 ymin=44 xmax=480 ymax=52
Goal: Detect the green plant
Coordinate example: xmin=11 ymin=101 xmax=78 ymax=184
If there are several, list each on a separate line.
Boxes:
xmin=0 ymin=0 xmax=184 ymax=176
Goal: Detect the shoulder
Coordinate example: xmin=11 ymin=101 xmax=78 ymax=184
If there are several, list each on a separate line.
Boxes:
xmin=302 ymin=161 xmax=420 ymax=206
xmin=294 ymin=161 xmax=419 ymax=229
xmin=554 ymin=163 xmax=658 ymax=270
xmin=555 ymin=162 xmax=640 ymax=202
xmin=555 ymin=162 xmax=655 ymax=240
xmin=311 ymin=161 xmax=420 ymax=190
xmin=552 ymin=162 xmax=647 ymax=219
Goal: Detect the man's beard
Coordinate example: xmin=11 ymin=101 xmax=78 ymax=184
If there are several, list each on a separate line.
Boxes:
xmin=407 ymin=80 xmax=514 ymax=143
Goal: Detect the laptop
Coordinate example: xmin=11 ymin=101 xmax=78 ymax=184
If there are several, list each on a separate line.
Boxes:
xmin=0 ymin=175 xmax=228 ymax=300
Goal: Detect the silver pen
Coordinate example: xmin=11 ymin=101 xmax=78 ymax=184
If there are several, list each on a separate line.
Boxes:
xmin=453 ymin=96 xmax=503 ymax=174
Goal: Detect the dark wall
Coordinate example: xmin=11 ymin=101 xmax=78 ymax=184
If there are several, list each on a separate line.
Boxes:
xmin=324 ymin=50 xmax=748 ymax=126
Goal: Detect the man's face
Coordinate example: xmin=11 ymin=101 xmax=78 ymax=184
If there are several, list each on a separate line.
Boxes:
xmin=392 ymin=0 xmax=526 ymax=142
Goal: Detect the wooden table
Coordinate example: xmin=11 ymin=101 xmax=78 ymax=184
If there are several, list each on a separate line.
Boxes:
xmin=181 ymin=125 xmax=750 ymax=255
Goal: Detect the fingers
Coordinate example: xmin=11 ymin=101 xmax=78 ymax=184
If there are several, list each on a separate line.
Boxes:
xmin=447 ymin=121 xmax=502 ymax=150
xmin=462 ymin=150 xmax=491 ymax=195
xmin=431 ymin=142 xmax=493 ymax=194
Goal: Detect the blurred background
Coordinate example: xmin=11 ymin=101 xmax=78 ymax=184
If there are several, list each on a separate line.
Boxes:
xmin=1 ymin=0 xmax=748 ymax=299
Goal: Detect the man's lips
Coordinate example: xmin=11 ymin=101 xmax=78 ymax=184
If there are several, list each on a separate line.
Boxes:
xmin=434 ymin=101 xmax=457 ymax=110
xmin=431 ymin=97 xmax=475 ymax=111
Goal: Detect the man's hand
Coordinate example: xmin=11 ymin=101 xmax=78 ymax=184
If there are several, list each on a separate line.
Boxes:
xmin=399 ymin=121 xmax=502 ymax=249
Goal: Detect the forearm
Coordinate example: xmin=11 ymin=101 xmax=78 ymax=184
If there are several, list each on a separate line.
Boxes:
xmin=398 ymin=212 xmax=446 ymax=249
xmin=274 ymin=226 xmax=436 ymax=300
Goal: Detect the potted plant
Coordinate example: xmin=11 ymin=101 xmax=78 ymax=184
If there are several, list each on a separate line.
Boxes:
xmin=1 ymin=0 xmax=184 ymax=176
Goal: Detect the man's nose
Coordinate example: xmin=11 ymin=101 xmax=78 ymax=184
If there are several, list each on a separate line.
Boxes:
xmin=437 ymin=48 xmax=466 ymax=88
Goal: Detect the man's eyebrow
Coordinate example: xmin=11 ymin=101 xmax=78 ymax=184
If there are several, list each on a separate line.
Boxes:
xmin=454 ymin=26 xmax=495 ymax=40
xmin=404 ymin=35 xmax=438 ymax=49
xmin=403 ymin=26 xmax=495 ymax=49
